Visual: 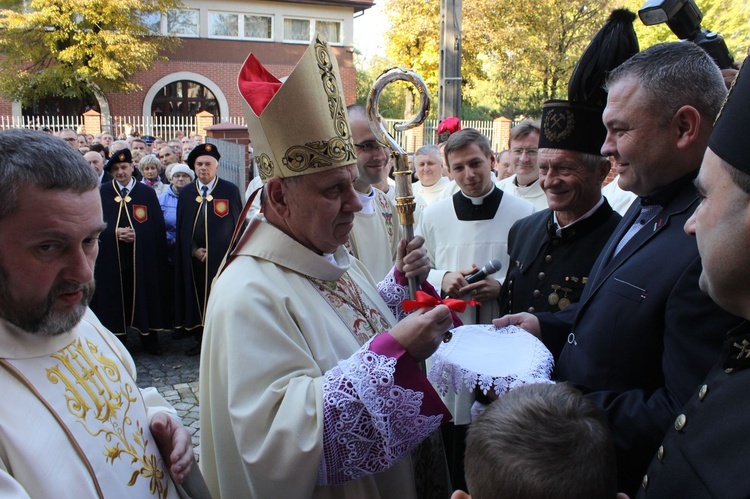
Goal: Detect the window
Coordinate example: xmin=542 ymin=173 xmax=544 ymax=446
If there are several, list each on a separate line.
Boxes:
xmin=316 ymin=20 xmax=341 ymax=44
xmin=139 ymin=11 xmax=161 ymax=34
xmin=208 ymin=12 xmax=273 ymax=40
xmin=284 ymin=18 xmax=310 ymax=42
xmin=284 ymin=18 xmax=342 ymax=44
xmin=167 ymin=9 xmax=199 ymax=37
xmin=244 ymin=15 xmax=273 ymax=40
xmin=209 ymin=12 xmax=239 ymax=37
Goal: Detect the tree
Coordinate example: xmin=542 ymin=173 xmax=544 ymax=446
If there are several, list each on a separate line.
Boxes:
xmin=375 ymin=0 xmax=750 ymax=120
xmin=0 ymin=0 xmax=181 ymax=106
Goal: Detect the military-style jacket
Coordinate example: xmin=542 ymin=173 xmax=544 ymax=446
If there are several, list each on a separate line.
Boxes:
xmin=637 ymin=321 xmax=750 ymax=499
xmin=499 ymin=199 xmax=620 ymax=315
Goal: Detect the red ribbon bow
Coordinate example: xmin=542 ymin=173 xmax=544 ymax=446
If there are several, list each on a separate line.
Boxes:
xmin=401 ymin=290 xmax=480 ymax=313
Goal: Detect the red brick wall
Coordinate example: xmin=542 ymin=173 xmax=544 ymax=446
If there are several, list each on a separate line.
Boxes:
xmin=0 ymin=38 xmax=357 ymax=117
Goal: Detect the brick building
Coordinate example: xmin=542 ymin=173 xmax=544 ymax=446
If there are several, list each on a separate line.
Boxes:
xmin=1 ymin=0 xmax=374 ymax=133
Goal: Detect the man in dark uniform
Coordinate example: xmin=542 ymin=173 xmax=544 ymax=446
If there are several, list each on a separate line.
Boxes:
xmin=174 ymin=143 xmax=242 ymax=355
xmin=495 ymin=42 xmax=743 ymax=496
xmin=91 ymin=148 xmax=169 ymax=354
xmin=637 ymin=60 xmax=750 ymax=499
xmin=499 ymin=100 xmax=621 ymax=316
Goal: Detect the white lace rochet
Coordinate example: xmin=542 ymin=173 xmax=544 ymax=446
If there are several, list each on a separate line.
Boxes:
xmin=428 ymin=324 xmax=554 ymax=396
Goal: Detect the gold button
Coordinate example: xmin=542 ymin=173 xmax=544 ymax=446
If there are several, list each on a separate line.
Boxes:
xmin=698 ymin=384 xmax=708 ymax=401
xmin=657 ymin=446 xmax=664 ymax=461
xmin=641 ymin=474 xmax=648 ymax=490
xmin=674 ymin=414 xmax=687 ymax=431
xmin=545 ymin=255 xmax=553 ymax=263
xmin=533 ymin=289 xmax=541 ymax=298
xmin=725 ymin=368 xmax=734 ymax=374
xmin=538 ymin=272 xmax=546 ymax=280
xmin=528 ymin=307 xmax=535 ymax=313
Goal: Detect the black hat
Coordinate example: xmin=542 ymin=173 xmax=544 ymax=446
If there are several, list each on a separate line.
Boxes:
xmin=140 ymin=135 xmax=156 ymax=145
xmin=709 ymin=63 xmax=750 ymax=175
xmin=187 ymin=143 xmax=221 ymax=170
xmin=539 ymin=100 xmax=607 ymax=156
xmin=539 ymin=9 xmax=639 ymax=157
xmin=104 ymin=148 xmax=132 ymax=172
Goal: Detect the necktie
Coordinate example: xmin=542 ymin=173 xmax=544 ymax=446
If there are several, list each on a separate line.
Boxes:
xmin=613 ymin=204 xmax=663 ymax=256
xmin=201 ymin=185 xmax=208 ymax=198
xmin=121 ymin=187 xmax=128 ymax=198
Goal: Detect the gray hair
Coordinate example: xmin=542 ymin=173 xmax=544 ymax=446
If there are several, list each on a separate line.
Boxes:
xmin=605 ymin=42 xmax=726 ymax=126
xmin=139 ymin=154 xmax=162 ymax=170
xmin=0 ymin=129 xmax=98 ymax=221
xmin=415 ymin=144 xmax=441 ymax=157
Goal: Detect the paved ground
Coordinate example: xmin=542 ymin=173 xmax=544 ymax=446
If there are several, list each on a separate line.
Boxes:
xmin=131 ymin=331 xmax=202 ymax=460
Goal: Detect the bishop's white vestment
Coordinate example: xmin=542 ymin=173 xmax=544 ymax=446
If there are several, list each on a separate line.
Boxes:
xmin=199 ymin=215 xmax=450 ymax=499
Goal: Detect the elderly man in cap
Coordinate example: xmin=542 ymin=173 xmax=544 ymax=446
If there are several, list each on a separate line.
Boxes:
xmin=637 ymin=60 xmax=750 ymax=498
xmin=200 ymin=37 xmax=453 ymax=499
xmin=90 ymin=148 xmax=169 ymax=355
xmin=0 ymin=130 xmax=194 ymax=496
xmin=496 ymin=42 xmax=743 ymax=495
xmin=498 ymin=103 xmax=621 ymax=315
xmin=174 ymin=143 xmax=242 ymax=355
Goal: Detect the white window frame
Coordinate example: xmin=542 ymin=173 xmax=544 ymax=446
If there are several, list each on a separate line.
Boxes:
xmin=165 ymin=9 xmax=200 ymax=38
xmin=207 ymin=11 xmax=274 ymax=41
xmin=283 ymin=17 xmax=342 ymax=46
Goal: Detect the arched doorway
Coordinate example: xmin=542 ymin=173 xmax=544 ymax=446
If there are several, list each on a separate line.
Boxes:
xmin=150 ymin=80 xmax=220 ymax=118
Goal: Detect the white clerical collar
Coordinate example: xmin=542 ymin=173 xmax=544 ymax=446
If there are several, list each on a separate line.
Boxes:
xmin=356 ymin=188 xmax=376 ymax=214
xmin=198 ymin=176 xmax=217 ymax=193
xmin=461 ymin=186 xmax=495 ymax=205
xmin=323 ymin=252 xmax=336 ymax=264
xmin=553 ymin=197 xmax=604 ymax=236
xmin=116 ymin=178 xmax=135 ymax=191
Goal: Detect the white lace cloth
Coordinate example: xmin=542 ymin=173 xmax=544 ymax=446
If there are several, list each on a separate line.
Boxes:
xmin=318 ymin=338 xmax=444 ymax=486
xmin=428 ymin=324 xmax=554 ymax=397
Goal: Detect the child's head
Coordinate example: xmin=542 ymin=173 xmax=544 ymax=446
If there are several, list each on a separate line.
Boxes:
xmin=455 ymin=383 xmax=626 ymax=499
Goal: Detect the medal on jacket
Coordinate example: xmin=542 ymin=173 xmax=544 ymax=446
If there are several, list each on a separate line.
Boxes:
xmin=558 ymin=287 xmax=572 ymax=310
xmin=548 ymin=285 xmax=560 ymax=306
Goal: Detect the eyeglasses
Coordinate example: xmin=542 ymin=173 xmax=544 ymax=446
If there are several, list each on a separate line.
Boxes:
xmin=354 ymin=141 xmax=383 ymax=152
xmin=511 ymin=148 xmax=538 ymax=156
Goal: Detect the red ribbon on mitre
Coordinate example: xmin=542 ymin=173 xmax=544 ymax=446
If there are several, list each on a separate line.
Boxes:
xmin=238 ymin=54 xmax=283 ymax=115
xmin=402 ymin=290 xmax=480 ymax=313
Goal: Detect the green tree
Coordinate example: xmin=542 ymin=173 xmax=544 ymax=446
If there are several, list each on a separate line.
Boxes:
xmin=375 ymin=0 xmax=750 ymax=120
xmin=0 ymin=0 xmax=181 ymax=106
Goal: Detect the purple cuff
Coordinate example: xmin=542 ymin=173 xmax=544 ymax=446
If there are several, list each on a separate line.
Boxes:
xmin=370 ymin=333 xmax=452 ymax=423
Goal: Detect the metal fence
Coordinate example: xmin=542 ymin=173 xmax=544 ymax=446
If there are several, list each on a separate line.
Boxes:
xmin=0 ymin=114 xmax=502 ymax=148
xmin=206 ymin=137 xmax=247 ymax=200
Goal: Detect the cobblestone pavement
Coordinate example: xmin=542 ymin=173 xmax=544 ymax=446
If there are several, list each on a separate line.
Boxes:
xmin=131 ymin=331 xmax=202 ymax=459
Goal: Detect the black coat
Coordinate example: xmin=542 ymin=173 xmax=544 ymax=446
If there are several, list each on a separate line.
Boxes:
xmin=536 ymin=178 xmax=743 ymax=495
xmin=499 ymin=199 xmax=621 ymax=315
xmin=174 ymin=178 xmax=242 ymax=330
xmin=91 ymin=180 xmax=169 ymax=335
xmin=637 ymin=321 xmax=750 ymax=499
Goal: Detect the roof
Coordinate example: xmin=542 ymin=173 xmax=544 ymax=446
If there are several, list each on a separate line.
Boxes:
xmin=267 ymin=0 xmax=376 ymax=13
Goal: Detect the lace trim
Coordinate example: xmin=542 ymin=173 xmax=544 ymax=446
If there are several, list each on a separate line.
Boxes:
xmin=428 ymin=324 xmax=555 ymax=397
xmin=377 ymin=268 xmax=409 ymax=322
xmin=318 ymin=339 xmax=443 ymax=485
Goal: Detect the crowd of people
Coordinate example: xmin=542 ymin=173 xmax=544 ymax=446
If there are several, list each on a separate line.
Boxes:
xmin=2 ymin=23 xmax=750 ymax=499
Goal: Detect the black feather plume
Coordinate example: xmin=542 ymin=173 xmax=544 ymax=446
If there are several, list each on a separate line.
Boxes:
xmin=568 ymin=9 xmax=639 ymax=108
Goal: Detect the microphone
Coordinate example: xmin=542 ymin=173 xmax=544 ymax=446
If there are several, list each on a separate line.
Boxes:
xmin=465 ymin=258 xmax=503 ymax=284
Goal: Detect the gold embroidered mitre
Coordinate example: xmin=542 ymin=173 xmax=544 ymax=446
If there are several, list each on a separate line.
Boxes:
xmin=238 ymin=37 xmax=356 ymax=183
